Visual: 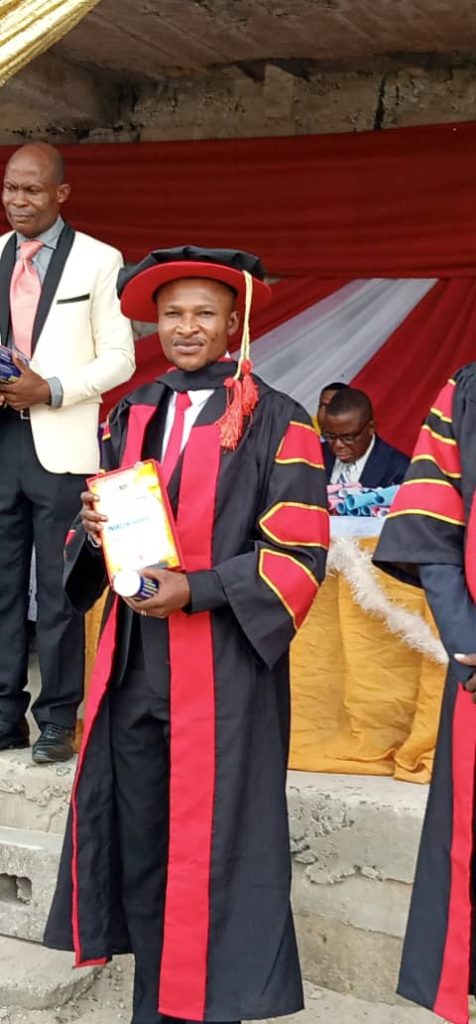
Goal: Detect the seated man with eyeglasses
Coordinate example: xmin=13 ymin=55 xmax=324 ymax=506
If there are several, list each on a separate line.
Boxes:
xmin=321 ymin=386 xmax=409 ymax=487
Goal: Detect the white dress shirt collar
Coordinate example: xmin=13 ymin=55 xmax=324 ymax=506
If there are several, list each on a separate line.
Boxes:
xmin=330 ymin=434 xmax=376 ymax=485
xmin=16 ymin=215 xmax=64 ymax=250
xmin=161 ymin=353 xmax=232 ymax=458
xmin=161 ymin=388 xmax=213 ymax=459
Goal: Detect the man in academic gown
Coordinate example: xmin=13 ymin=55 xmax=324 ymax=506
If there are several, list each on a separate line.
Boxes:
xmin=44 ymin=246 xmax=330 ymax=1024
xmin=322 ymin=386 xmax=409 ymax=487
xmin=373 ymin=365 xmax=476 ymax=1024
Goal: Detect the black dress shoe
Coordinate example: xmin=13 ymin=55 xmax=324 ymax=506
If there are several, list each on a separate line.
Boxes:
xmin=0 ymin=718 xmax=29 ymax=751
xmin=32 ymin=724 xmax=75 ymax=764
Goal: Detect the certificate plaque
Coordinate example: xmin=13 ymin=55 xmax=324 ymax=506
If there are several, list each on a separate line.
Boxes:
xmin=0 ymin=345 xmax=26 ymax=381
xmin=87 ymin=459 xmax=183 ymax=586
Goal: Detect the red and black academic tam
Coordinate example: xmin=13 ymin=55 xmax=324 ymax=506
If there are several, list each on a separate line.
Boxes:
xmin=117 ymin=245 xmax=271 ymax=323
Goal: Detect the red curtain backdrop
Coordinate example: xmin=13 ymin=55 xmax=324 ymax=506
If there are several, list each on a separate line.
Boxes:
xmin=353 ymin=278 xmax=476 ymax=454
xmin=3 ymin=123 xmax=476 ymax=443
xmin=1 ymin=121 xmax=476 ymax=277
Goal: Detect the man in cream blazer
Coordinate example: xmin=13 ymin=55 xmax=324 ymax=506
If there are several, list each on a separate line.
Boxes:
xmin=0 ymin=142 xmax=135 ymax=762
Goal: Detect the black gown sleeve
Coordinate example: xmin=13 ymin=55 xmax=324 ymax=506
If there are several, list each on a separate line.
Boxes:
xmin=419 ymin=563 xmax=476 ymax=684
xmin=187 ymin=570 xmax=227 ymax=612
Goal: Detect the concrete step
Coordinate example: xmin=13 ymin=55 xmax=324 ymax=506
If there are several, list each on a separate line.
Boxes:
xmin=0 ymin=748 xmax=75 ymax=834
xmin=0 ymin=826 xmax=62 ymax=941
xmin=0 ymin=935 xmax=96 ymax=1010
xmin=0 ymin=751 xmax=431 ymax=1006
xmin=288 ymin=771 xmax=429 ymax=1004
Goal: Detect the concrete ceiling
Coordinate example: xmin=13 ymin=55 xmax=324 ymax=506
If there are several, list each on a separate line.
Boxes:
xmin=1 ymin=0 xmax=476 ymax=142
xmin=48 ymin=0 xmax=476 ymax=79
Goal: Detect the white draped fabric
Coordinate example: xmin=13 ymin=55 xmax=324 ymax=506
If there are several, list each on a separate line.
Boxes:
xmin=251 ymin=278 xmax=436 ymax=414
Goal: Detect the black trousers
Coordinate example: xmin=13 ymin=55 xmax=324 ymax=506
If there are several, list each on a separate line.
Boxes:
xmin=0 ymin=410 xmax=85 ymax=728
xmin=110 ymin=665 xmax=239 ymax=1024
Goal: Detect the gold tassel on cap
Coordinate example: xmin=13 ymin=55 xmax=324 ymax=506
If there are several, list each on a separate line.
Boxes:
xmin=218 ymin=270 xmax=259 ymax=450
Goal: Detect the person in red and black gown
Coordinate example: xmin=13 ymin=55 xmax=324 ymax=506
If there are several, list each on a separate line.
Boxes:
xmin=374 ymin=365 xmax=476 ymax=1024
xmin=44 ymin=246 xmax=330 ymax=1024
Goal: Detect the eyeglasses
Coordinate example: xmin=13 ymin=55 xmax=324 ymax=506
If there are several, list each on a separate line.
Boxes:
xmin=322 ymin=421 xmax=371 ymax=446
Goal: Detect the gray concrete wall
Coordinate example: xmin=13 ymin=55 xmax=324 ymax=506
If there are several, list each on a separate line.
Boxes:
xmin=0 ymin=58 xmax=475 ymax=145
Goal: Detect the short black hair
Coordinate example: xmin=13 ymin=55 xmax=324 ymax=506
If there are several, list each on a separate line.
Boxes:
xmin=319 ymin=381 xmax=348 ymax=401
xmin=322 ymin=381 xmax=348 ymax=392
xmin=326 ymin=387 xmax=373 ymax=421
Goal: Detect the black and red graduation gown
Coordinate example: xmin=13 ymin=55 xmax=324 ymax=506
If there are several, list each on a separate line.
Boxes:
xmin=44 ymin=360 xmax=329 ymax=1022
xmin=374 ymin=363 xmax=476 ymax=1024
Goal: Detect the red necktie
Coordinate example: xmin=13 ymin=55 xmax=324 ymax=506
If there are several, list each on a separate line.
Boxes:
xmin=162 ymin=391 xmax=192 ymax=485
xmin=9 ymin=239 xmax=43 ymax=358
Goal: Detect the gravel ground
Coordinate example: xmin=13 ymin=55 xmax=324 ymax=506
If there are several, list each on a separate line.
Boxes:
xmin=0 ymin=967 xmax=452 ymax=1024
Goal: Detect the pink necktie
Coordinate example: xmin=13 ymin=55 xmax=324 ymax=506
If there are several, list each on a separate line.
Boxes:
xmin=9 ymin=239 xmax=43 ymax=358
xmin=162 ymin=391 xmax=192 ymax=485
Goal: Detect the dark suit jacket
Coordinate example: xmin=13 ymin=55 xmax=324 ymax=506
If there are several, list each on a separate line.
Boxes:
xmin=323 ymin=433 xmax=410 ymax=488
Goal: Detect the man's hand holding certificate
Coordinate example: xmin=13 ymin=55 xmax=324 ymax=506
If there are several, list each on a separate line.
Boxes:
xmin=82 ymin=460 xmax=190 ymax=618
xmin=122 ymin=565 xmax=191 ymax=619
xmin=0 ymin=347 xmax=51 ymax=409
